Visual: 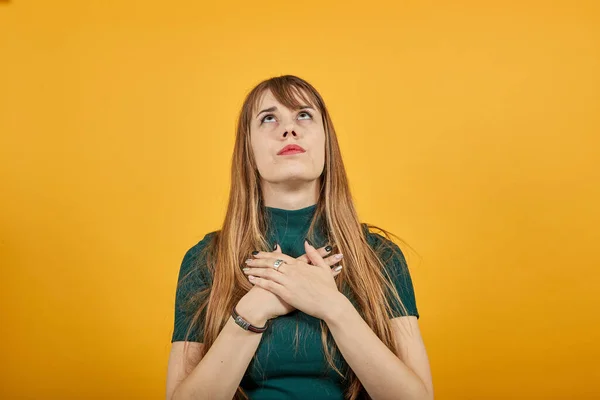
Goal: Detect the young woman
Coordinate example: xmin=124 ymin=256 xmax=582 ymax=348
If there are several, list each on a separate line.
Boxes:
xmin=166 ymin=75 xmax=433 ymax=400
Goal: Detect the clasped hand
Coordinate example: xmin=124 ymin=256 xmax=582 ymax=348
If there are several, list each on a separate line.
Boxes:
xmin=242 ymin=239 xmax=345 ymax=320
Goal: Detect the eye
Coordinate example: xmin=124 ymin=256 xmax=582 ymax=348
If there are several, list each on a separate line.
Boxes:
xmin=259 ymin=111 xmax=313 ymax=124
xmin=260 ymin=114 xmax=276 ymax=124
xmin=298 ymin=111 xmax=313 ymax=120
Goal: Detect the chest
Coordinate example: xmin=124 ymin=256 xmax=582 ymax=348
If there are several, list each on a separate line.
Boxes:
xmin=243 ymin=311 xmax=345 ymax=382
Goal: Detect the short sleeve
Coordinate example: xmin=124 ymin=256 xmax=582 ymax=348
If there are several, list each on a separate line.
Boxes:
xmin=384 ymin=243 xmax=420 ymax=319
xmin=365 ymin=229 xmax=420 ymax=320
xmin=171 ymin=232 xmax=216 ymax=343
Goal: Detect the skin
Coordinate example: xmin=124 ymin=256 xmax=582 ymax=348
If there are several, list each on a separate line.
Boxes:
xmin=243 ymin=89 xmax=434 ymax=399
xmin=250 ymin=89 xmax=325 ymax=210
xmin=245 ymin=241 xmax=434 ymax=400
xmin=166 ymin=89 xmax=433 ymax=400
xmin=243 ymin=88 xmax=342 ymax=319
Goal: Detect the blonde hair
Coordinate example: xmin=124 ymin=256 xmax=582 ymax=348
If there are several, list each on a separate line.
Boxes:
xmin=180 ymin=75 xmax=414 ymax=400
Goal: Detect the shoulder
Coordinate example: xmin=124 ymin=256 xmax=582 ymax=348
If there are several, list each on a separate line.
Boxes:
xmin=178 ymin=230 xmax=220 ymax=284
xmin=361 ymin=223 xmax=406 ymax=263
xmin=182 ymin=230 xmax=219 ymax=263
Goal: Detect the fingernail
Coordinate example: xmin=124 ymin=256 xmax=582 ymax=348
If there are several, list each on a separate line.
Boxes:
xmin=248 ymin=275 xmax=255 ymax=280
xmin=305 ymin=237 xmax=314 ymax=247
xmin=325 ymin=245 xmax=332 ymax=252
xmin=335 ymin=253 xmax=343 ymax=260
xmin=273 ymin=242 xmax=278 ymax=251
xmin=252 ymin=250 xmax=259 ymax=256
xmin=334 ymin=265 xmax=343 ymax=272
xmin=243 ymin=267 xmax=250 ymax=272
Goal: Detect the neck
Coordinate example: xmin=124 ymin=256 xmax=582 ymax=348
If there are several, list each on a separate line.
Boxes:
xmin=263 ymin=203 xmax=326 ymax=257
xmin=260 ymin=177 xmax=321 ymax=211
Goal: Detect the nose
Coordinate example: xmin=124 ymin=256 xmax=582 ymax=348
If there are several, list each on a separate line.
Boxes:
xmin=282 ymin=120 xmax=297 ymax=137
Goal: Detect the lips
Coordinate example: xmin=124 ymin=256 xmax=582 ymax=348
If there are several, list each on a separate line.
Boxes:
xmin=277 ymin=144 xmax=306 ymax=155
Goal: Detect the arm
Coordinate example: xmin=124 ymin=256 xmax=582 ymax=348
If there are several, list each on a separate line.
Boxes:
xmin=240 ymin=239 xmax=433 ymax=399
xmin=168 ymin=242 xmax=337 ymax=399
xmin=166 ymin=300 xmax=268 ymax=400
xmin=324 ymin=295 xmax=434 ymax=400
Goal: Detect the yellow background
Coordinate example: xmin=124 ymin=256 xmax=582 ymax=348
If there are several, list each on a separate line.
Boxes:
xmin=1 ymin=0 xmax=599 ymax=398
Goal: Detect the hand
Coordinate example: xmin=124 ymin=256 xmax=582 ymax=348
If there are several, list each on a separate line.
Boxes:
xmin=242 ymin=239 xmax=345 ymax=320
xmin=238 ymin=243 xmax=341 ymax=322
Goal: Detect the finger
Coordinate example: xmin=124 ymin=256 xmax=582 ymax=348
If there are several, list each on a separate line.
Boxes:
xmin=304 ymin=239 xmax=328 ymax=270
xmin=296 ymin=245 xmax=333 ymax=264
xmin=248 ymin=275 xmax=287 ymax=298
xmin=251 ymin=250 xmax=296 ymax=264
xmin=331 ymin=265 xmax=343 ymax=277
xmin=245 ymin=257 xmax=292 ymax=271
xmin=323 ymin=253 xmax=343 ymax=267
xmin=243 ymin=267 xmax=288 ymax=284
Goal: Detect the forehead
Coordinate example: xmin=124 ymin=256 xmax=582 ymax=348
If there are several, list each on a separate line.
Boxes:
xmin=256 ymin=90 xmax=280 ymax=106
xmin=253 ymin=88 xmax=317 ymax=114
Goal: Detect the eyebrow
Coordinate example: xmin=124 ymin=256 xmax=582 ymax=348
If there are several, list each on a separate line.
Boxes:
xmin=256 ymin=105 xmax=314 ymax=118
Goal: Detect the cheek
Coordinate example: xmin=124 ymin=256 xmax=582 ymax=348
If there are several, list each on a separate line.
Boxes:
xmin=249 ymin=140 xmax=275 ymax=167
xmin=317 ymin=134 xmax=327 ymax=163
xmin=314 ymin=129 xmax=326 ymax=152
xmin=252 ymin=145 xmax=269 ymax=162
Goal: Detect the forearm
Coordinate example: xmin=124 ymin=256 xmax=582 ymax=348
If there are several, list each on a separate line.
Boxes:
xmin=172 ymin=302 xmax=267 ymax=400
xmin=324 ymin=295 xmax=431 ymax=400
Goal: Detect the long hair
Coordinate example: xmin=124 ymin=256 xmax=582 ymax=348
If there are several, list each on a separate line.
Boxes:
xmin=179 ymin=75 xmax=414 ymax=400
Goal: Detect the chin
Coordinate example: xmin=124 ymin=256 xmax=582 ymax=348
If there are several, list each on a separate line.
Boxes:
xmin=271 ymin=171 xmax=314 ymax=183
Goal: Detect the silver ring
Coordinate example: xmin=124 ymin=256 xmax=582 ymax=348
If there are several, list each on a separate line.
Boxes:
xmin=273 ymin=259 xmax=285 ymax=271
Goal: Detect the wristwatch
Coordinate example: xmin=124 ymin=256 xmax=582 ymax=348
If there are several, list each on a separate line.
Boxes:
xmin=231 ymin=305 xmax=270 ymax=333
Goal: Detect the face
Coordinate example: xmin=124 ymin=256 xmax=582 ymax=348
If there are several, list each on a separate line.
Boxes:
xmin=250 ymin=89 xmax=326 ymax=185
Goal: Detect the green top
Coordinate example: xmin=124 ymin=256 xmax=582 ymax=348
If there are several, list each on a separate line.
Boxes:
xmin=171 ymin=203 xmax=419 ymax=399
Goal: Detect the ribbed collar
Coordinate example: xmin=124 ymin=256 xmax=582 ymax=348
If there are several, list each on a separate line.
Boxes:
xmin=263 ymin=203 xmax=329 ymax=248
xmin=265 ymin=203 xmax=317 ymax=219
xmin=264 ymin=203 xmax=318 ymax=233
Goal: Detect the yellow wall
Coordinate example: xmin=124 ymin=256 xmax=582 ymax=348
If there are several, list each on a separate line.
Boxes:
xmin=1 ymin=0 xmax=599 ymax=398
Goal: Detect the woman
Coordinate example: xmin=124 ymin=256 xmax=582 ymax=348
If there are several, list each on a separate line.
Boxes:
xmin=166 ymin=75 xmax=433 ymax=400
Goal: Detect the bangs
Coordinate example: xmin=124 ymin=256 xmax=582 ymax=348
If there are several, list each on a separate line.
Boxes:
xmin=251 ymin=80 xmax=320 ymax=115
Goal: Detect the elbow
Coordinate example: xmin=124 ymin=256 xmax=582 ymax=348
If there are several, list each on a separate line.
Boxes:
xmin=417 ymin=374 xmax=434 ymax=400
xmin=170 ymin=385 xmax=207 ymax=400
xmin=385 ymin=385 xmax=433 ymax=400
xmin=422 ymin=385 xmax=434 ymax=400
xmin=404 ymin=380 xmax=433 ymax=400
xmin=169 ymin=386 xmax=186 ymax=400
